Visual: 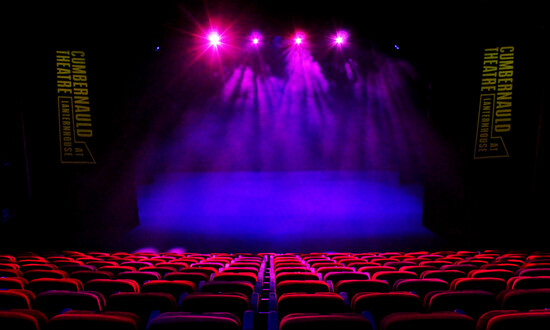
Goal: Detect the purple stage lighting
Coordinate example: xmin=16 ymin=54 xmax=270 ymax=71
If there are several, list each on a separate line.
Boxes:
xmin=208 ymin=31 xmax=221 ymax=47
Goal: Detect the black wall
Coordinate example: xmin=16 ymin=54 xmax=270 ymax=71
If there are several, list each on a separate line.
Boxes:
xmin=420 ymin=4 xmax=548 ymax=249
xmin=1 ymin=2 xmax=164 ymax=250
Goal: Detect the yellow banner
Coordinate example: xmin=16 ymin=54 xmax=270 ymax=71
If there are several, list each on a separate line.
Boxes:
xmin=56 ymin=50 xmax=96 ymax=164
xmin=474 ymin=46 xmax=514 ymax=159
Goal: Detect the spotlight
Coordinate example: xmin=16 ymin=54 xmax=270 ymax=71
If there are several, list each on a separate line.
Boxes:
xmin=250 ymin=32 xmax=262 ymax=46
xmin=333 ymin=31 xmax=348 ymax=46
xmin=294 ymin=32 xmax=305 ymax=45
xmin=208 ymin=31 xmax=221 ymax=47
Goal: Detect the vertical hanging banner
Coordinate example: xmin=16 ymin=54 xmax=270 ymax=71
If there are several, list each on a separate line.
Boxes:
xmin=56 ymin=50 xmax=96 ymax=164
xmin=474 ymin=46 xmax=515 ymax=159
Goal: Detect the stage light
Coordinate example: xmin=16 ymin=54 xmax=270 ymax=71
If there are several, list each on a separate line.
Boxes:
xmin=208 ymin=31 xmax=221 ymax=47
xmin=250 ymin=32 xmax=262 ymax=46
xmin=293 ymin=32 xmax=305 ymax=45
xmin=333 ymin=31 xmax=348 ymax=46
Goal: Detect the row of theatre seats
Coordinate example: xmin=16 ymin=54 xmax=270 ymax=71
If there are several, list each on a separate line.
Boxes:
xmin=1 ymin=249 xmax=550 ymax=329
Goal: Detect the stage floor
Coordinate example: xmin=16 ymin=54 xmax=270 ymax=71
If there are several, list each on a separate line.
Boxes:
xmin=126 ymin=171 xmax=444 ymax=252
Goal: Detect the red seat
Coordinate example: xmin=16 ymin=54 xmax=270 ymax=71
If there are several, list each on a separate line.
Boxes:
xmin=20 ymin=263 xmax=58 ymax=272
xmin=519 ymin=262 xmax=550 ymax=270
xmin=393 ymin=278 xmax=449 ymax=301
xmin=4 ymin=309 xmax=48 ymax=330
xmin=28 ymin=278 xmax=83 ymax=295
xmin=371 ymin=271 xmax=418 ymax=287
xmin=379 ymin=311 xmax=475 ymax=330
xmin=273 ymin=259 xmax=303 ymax=266
xmin=222 ymin=267 xmax=259 ymax=275
xmin=0 ymin=277 xmax=28 ymax=289
xmin=0 ymin=290 xmax=34 ymax=309
xmin=35 ymin=290 xmax=105 ymax=318
xmin=171 ymin=258 xmax=204 ymax=265
xmin=0 ymin=310 xmax=41 ymax=330
xmin=213 ymin=272 xmax=257 ymax=285
xmin=23 ymin=270 xmax=69 ymax=281
xmin=450 ymin=277 xmax=507 ymax=296
xmin=440 ymin=264 xmax=478 ymax=274
xmin=507 ymin=276 xmax=550 ymax=290
xmin=141 ymin=280 xmax=196 ymax=301
xmin=276 ymin=280 xmax=330 ymax=295
xmin=0 ymin=269 xmax=24 ymax=278
xmin=120 ymin=261 xmax=154 ymax=270
xmin=482 ymin=310 xmax=550 ymax=330
xmin=334 ymin=279 xmax=391 ymax=300
xmin=147 ymin=312 xmax=241 ymax=330
xmin=163 ymin=272 xmax=210 ymax=287
xmin=399 ymin=265 xmax=437 ymax=277
xmin=86 ymin=261 xmax=120 ymax=269
xmin=385 ymin=261 xmax=418 ymax=269
xmin=200 ymin=280 xmax=255 ymax=298
xmin=59 ymin=264 xmax=98 ymax=274
xmin=139 ymin=267 xmax=176 ymax=278
xmin=98 ymin=266 xmax=136 ymax=276
xmin=323 ymin=271 xmax=370 ymax=286
xmin=0 ymin=261 xmax=19 ymax=269
xmin=497 ymin=288 xmax=550 ymax=310
xmin=117 ymin=271 xmax=161 ymax=287
xmin=421 ymin=270 xmax=467 ymax=284
xmin=418 ymin=261 xmax=454 ymax=269
xmin=50 ymin=261 xmax=84 ymax=269
xmin=229 ymin=263 xmax=261 ymax=271
xmin=179 ymin=292 xmax=250 ymax=321
xmin=277 ymin=292 xmax=347 ymax=320
xmin=275 ymin=272 xmax=319 ymax=283
xmin=0 ymin=255 xmax=17 ymax=263
xmin=48 ymin=312 xmax=139 ymax=330
xmin=154 ymin=262 xmax=189 ymax=272
xmin=85 ymin=279 xmax=140 ymax=298
xmin=479 ymin=263 xmax=520 ymax=272
xmin=347 ymin=261 xmax=382 ymax=270
xmin=358 ymin=266 xmax=396 ymax=277
xmin=315 ymin=267 xmax=354 ymax=277
xmin=370 ymin=258 xmax=399 ymax=265
xmin=106 ymin=292 xmax=177 ymax=326
xmin=468 ymin=269 xmax=514 ymax=281
xmin=425 ymin=290 xmax=496 ymax=320
xmin=515 ymin=268 xmax=550 ymax=277
xmin=476 ymin=310 xmax=518 ymax=330
xmin=18 ymin=256 xmax=47 ymax=263
xmin=192 ymin=262 xmax=225 ymax=271
xmin=274 ymin=267 xmax=311 ymax=275
xmin=351 ymin=292 xmax=422 ymax=327
xmin=308 ymin=262 xmax=337 ymax=271
xmin=280 ymin=313 xmax=373 ymax=330
xmin=70 ymin=270 xmax=115 ymax=284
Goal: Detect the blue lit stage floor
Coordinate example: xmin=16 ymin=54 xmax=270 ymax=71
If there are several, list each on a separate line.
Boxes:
xmin=126 ymin=171 xmax=444 ymax=252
